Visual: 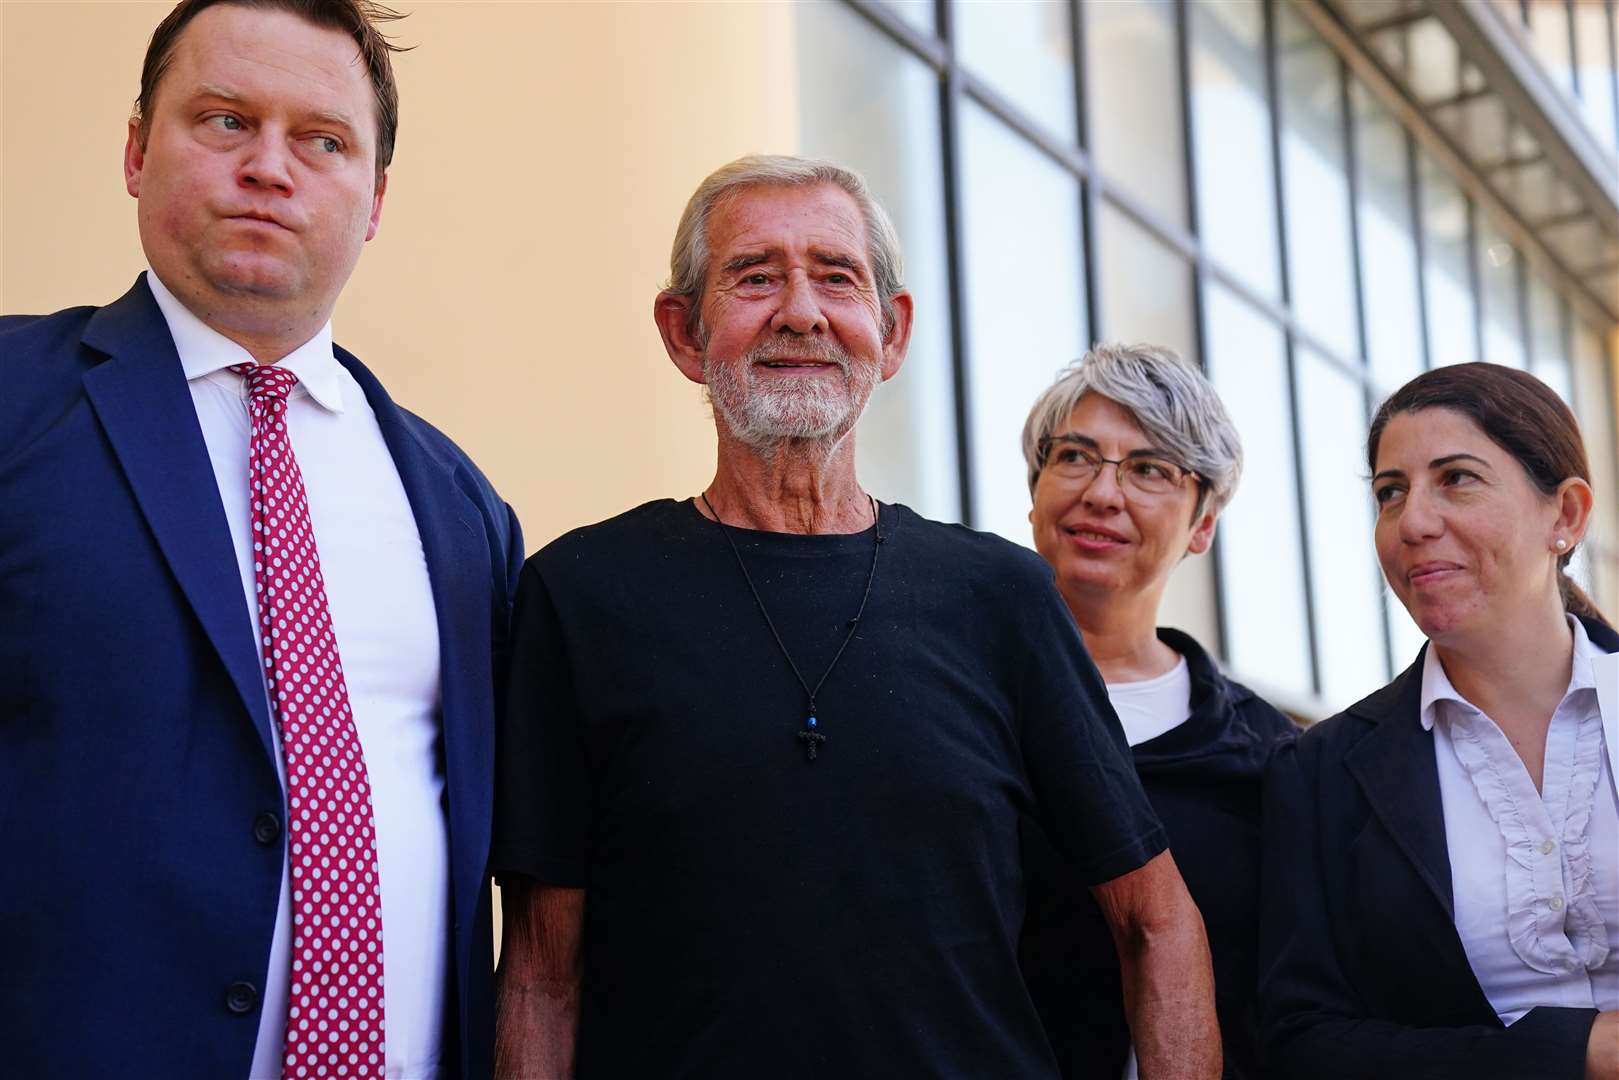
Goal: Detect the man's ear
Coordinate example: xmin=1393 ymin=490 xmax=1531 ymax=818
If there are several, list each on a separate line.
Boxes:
xmin=654 ymin=291 xmax=706 ymax=385
xmin=365 ymin=172 xmax=387 ymax=242
xmin=124 ymin=120 xmax=146 ymax=199
xmin=880 ymin=290 xmax=914 ymax=382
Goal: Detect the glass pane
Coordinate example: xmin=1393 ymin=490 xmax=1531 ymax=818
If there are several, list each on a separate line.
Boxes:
xmin=1419 ymin=152 xmax=1479 ymax=367
xmin=1190 ymin=0 xmax=1281 ymax=299
xmin=1352 ymin=82 xmax=1426 ymax=392
xmin=1572 ymin=322 xmax=1619 ymax=601
xmin=1527 ymin=267 xmax=1574 ymax=403
xmin=1096 ymin=202 xmax=1197 ymax=361
xmin=1279 ymin=4 xmax=1358 ymax=359
xmin=1476 ymin=217 xmax=1527 ymax=369
xmin=880 ymin=0 xmax=936 ymax=34
xmin=959 ymin=101 xmax=1087 ymax=545
xmin=1202 ymin=282 xmax=1313 ymax=698
xmin=1573 ymin=0 xmax=1618 ymax=155
xmin=1298 ymin=350 xmax=1389 ymax=706
xmin=1528 ymin=0 xmax=1578 ymax=99
xmin=796 ymin=1 xmax=961 ymax=521
xmin=1087 ymin=0 xmax=1187 ymax=226
xmin=954 ymin=0 xmax=1078 ymax=143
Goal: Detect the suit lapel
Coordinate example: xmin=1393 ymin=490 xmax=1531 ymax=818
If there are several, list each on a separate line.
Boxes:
xmin=1343 ymin=654 xmax=1455 ymax=918
xmin=80 ymin=277 xmax=276 ymax=761
xmin=336 ymin=350 xmax=492 ymax=983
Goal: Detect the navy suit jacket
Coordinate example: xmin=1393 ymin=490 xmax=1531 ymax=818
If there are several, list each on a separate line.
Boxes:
xmin=0 ymin=276 xmax=523 ymax=1080
xmin=1259 ymin=616 xmax=1618 ymax=1080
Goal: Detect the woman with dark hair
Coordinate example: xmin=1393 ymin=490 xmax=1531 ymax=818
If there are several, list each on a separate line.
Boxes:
xmin=1262 ymin=362 xmax=1618 ymax=1080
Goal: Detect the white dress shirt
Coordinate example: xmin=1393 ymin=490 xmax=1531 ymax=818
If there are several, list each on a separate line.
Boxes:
xmin=147 ymin=273 xmax=450 ymax=1080
xmin=1423 ymin=616 xmax=1619 ymax=1025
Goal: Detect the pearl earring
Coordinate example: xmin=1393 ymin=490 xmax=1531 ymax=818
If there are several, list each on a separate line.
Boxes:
xmin=1554 ymin=538 xmax=1568 ymax=552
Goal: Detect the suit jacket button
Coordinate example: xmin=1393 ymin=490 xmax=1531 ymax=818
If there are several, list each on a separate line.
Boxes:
xmin=225 ymin=981 xmax=259 ymax=1015
xmin=253 ymin=813 xmax=281 ymax=845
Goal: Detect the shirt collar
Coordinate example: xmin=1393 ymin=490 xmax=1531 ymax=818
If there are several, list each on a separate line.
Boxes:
xmin=1420 ymin=614 xmax=1600 ymax=731
xmin=146 ymin=269 xmax=345 ymax=413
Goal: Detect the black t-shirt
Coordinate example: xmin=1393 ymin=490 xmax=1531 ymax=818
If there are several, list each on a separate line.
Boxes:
xmin=492 ymin=499 xmax=1166 ymax=1078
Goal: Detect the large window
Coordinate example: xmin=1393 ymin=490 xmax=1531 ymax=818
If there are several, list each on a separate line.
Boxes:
xmin=959 ymin=101 xmax=1087 ymax=543
xmin=796 ymin=0 xmax=959 ymax=522
xmin=803 ymin=0 xmax=1619 ymax=715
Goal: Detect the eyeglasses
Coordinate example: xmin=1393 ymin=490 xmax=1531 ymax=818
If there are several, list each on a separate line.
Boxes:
xmin=1037 ymin=434 xmax=1198 ymax=498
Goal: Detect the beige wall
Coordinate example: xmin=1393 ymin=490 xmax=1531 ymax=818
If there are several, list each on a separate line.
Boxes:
xmin=2 ymin=0 xmax=800 ymax=549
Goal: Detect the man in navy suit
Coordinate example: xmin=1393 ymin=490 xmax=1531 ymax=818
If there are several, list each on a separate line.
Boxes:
xmin=0 ymin=2 xmax=522 ymax=1077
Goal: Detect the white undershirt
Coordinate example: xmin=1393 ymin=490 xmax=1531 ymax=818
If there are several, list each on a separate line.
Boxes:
xmin=1106 ymin=655 xmax=1192 ymax=1080
xmin=1422 ymin=616 xmax=1619 ymax=1025
xmin=148 ymin=273 xmax=450 ymax=1080
xmin=1108 ymin=655 xmax=1194 ymax=748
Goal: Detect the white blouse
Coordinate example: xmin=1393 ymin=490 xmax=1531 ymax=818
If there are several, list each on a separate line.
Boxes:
xmin=1422 ymin=617 xmax=1619 ymax=1024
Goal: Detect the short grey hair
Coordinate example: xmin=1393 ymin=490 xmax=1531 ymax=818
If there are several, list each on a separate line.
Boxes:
xmin=666 ymin=155 xmax=906 ymax=333
xmin=1020 ymin=343 xmax=1244 ymax=516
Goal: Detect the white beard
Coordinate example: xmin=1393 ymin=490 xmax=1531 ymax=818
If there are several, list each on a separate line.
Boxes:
xmin=703 ymin=338 xmax=880 ymax=451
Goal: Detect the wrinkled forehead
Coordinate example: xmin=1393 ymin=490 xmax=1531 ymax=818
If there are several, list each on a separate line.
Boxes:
xmin=707 ymin=183 xmax=872 ymax=266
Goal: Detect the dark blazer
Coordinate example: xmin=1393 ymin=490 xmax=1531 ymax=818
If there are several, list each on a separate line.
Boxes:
xmin=0 ymin=276 xmax=523 ymax=1080
xmin=1260 ymin=615 xmax=1619 ymax=1080
xmin=1021 ymin=628 xmax=1297 ymax=1079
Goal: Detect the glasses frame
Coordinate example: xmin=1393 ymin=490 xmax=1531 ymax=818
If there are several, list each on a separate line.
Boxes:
xmin=1036 ymin=433 xmax=1201 ymax=499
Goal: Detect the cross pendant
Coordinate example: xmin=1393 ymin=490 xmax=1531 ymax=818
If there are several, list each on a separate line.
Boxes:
xmin=796 ymin=716 xmax=826 ymax=762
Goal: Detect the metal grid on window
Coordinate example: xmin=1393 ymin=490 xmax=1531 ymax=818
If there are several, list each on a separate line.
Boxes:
xmin=844 ymin=0 xmax=1619 ymax=710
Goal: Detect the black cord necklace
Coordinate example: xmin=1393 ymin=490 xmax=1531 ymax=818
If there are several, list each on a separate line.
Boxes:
xmin=700 ymin=492 xmax=884 ymax=762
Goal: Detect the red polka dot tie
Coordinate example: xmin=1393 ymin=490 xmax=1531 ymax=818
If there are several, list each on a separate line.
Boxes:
xmin=234 ymin=363 xmax=386 ymax=1079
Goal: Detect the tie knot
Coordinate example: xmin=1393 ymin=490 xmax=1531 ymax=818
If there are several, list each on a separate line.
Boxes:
xmin=231 ymin=362 xmax=299 ymax=404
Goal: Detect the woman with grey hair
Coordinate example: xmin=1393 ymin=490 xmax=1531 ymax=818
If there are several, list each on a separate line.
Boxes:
xmin=1016 ymin=344 xmax=1295 ymax=1080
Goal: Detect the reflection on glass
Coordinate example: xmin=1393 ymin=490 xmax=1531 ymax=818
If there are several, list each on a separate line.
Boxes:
xmin=1190 ymin=0 xmax=1281 ymax=298
xmin=1527 ymin=268 xmax=1573 ymax=402
xmin=796 ymin=1 xmax=960 ymax=521
xmin=1299 ymin=350 xmax=1388 ymax=706
xmin=954 ymin=0 xmax=1077 ymax=142
xmin=1202 ymin=283 xmax=1313 ymax=698
xmin=1476 ymin=218 xmax=1526 ymax=369
xmin=1353 ymin=82 xmax=1425 ymax=391
xmin=1087 ymin=0 xmax=1187 ymax=226
xmin=1419 ymin=153 xmax=1479 ymax=367
xmin=959 ymin=101 xmax=1086 ymax=546
xmin=1279 ymin=4 xmax=1358 ymax=359
xmin=1097 ymin=203 xmax=1197 ymax=361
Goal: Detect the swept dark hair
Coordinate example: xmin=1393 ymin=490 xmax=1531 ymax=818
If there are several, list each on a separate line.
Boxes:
xmin=1367 ymin=361 xmax=1608 ymax=627
xmin=133 ymin=0 xmax=408 ymax=184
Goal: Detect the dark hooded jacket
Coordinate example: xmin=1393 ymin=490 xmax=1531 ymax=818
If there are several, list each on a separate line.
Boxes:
xmin=1020 ymin=628 xmax=1297 ymax=1079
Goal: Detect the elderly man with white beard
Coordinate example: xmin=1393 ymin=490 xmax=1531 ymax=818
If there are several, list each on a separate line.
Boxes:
xmin=490 ymin=156 xmax=1220 ymax=1080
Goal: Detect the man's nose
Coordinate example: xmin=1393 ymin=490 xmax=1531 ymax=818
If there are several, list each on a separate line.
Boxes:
xmin=237 ymin=131 xmax=296 ymax=196
xmin=771 ymin=270 xmax=825 ymax=335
